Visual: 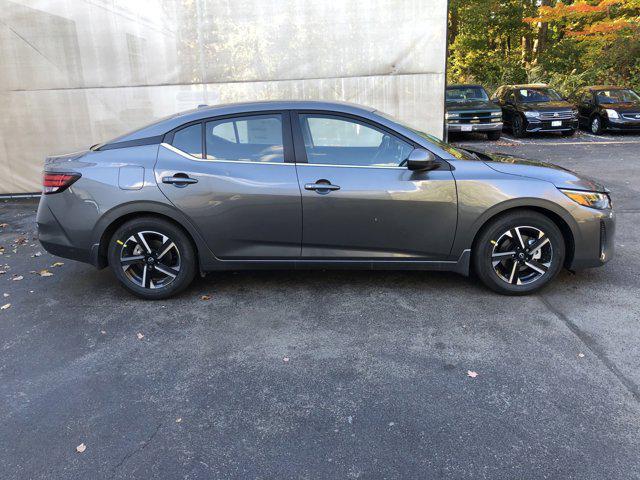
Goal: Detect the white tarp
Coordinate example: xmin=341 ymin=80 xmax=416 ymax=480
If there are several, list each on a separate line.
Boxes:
xmin=0 ymin=0 xmax=447 ymax=193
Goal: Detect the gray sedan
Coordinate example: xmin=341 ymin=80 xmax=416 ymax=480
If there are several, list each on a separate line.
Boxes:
xmin=37 ymin=101 xmax=615 ymax=299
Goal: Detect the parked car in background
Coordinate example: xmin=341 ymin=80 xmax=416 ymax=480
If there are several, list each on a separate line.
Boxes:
xmin=445 ymin=84 xmax=503 ymax=140
xmin=37 ymin=101 xmax=614 ymax=299
xmin=572 ymin=86 xmax=640 ymax=135
xmin=492 ymin=84 xmax=578 ymax=138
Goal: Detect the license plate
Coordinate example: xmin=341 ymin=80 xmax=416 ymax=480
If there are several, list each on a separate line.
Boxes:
xmin=552 ymin=120 xmax=562 ymax=127
xmin=461 ymin=125 xmax=473 ymax=132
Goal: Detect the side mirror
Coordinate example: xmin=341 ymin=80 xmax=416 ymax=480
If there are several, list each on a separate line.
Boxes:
xmin=406 ymin=148 xmax=439 ymax=171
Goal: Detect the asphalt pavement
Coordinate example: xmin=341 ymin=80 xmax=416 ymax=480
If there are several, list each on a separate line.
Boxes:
xmin=1 ymin=130 xmax=639 ymax=479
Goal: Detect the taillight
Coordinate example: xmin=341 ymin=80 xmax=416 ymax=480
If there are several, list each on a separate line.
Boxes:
xmin=42 ymin=172 xmax=81 ymax=194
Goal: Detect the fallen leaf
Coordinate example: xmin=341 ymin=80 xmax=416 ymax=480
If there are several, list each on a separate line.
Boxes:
xmin=1 ymin=303 xmax=10 ymax=310
xmin=0 ymin=270 xmax=5 ymax=275
xmin=100 ymin=330 xmax=106 ymax=335
xmin=14 ymin=237 xmax=28 ymax=245
xmin=175 ymin=417 xmax=182 ymax=423
xmin=467 ymin=370 xmax=479 ymax=378
xmin=136 ymin=332 xmax=144 ymax=340
xmin=38 ymin=270 xmax=53 ymax=277
xmin=283 ymin=357 xmax=290 ymax=363
xmin=31 ymin=252 xmax=42 ymax=257
xmin=577 ymin=352 xmax=585 ymax=358
xmin=51 ymin=262 xmax=64 ymax=267
xmin=200 ymin=295 xmax=211 ymax=301
xmin=76 ymin=443 xmax=86 ymax=453
xmin=3 ymin=293 xmax=8 ymax=297
xmin=11 ymin=275 xmax=23 ymax=281
xmin=0 ymin=223 xmax=8 ymax=228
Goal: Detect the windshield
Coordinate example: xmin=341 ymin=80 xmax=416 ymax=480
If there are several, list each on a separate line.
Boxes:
xmin=446 ymin=86 xmax=489 ymax=103
xmin=596 ymin=89 xmax=640 ymax=104
xmin=516 ymin=88 xmax=563 ymax=103
xmin=375 ymin=111 xmax=475 ymax=160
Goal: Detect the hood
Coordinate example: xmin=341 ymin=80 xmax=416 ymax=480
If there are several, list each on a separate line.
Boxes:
xmin=467 ymin=149 xmax=607 ymax=192
xmin=600 ymin=102 xmax=640 ymax=112
xmin=521 ymin=101 xmax=574 ymax=111
xmin=446 ymin=100 xmax=500 ymax=112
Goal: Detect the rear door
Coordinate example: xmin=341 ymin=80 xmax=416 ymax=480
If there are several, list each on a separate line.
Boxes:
xmin=292 ymin=112 xmax=457 ymax=260
xmin=156 ymin=112 xmax=302 ymax=259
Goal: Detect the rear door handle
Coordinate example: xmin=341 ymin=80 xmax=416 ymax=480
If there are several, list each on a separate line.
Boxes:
xmin=162 ymin=175 xmax=198 ymax=186
xmin=304 ymin=181 xmax=340 ymax=192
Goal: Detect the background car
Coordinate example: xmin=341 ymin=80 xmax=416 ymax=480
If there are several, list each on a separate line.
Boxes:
xmin=37 ymin=101 xmax=614 ymax=299
xmin=492 ymin=84 xmax=578 ymax=138
xmin=445 ymin=84 xmax=503 ymax=140
xmin=572 ymin=86 xmax=640 ymax=135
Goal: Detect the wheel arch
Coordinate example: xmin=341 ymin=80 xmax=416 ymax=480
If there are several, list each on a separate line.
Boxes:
xmin=90 ymin=201 xmax=215 ymax=269
xmin=469 ymin=204 xmax=576 ymax=269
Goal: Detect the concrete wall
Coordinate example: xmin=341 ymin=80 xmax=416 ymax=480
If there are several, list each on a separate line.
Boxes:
xmin=0 ymin=0 xmax=448 ymax=194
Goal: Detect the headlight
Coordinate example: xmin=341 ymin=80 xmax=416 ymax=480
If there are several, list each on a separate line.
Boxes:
xmin=491 ymin=111 xmax=502 ymax=117
xmin=560 ymin=189 xmax=611 ymax=210
xmin=446 ymin=112 xmax=460 ymax=119
xmin=605 ymin=109 xmax=619 ymax=119
xmin=524 ymin=111 xmax=540 ymax=118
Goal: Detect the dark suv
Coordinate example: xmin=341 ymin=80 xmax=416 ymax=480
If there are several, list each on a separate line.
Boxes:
xmin=572 ymin=86 xmax=640 ymax=135
xmin=492 ymin=84 xmax=578 ymax=137
xmin=445 ymin=84 xmax=503 ymax=140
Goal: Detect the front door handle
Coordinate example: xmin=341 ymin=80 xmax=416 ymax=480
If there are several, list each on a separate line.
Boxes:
xmin=162 ymin=174 xmax=198 ymax=186
xmin=304 ymin=180 xmax=340 ymax=193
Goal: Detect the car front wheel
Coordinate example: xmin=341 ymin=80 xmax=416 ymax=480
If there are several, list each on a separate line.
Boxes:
xmin=473 ymin=211 xmax=565 ymax=295
xmin=512 ymin=115 xmax=527 ymax=138
xmin=487 ymin=131 xmax=501 ymax=141
xmin=591 ymin=115 xmax=604 ymax=135
xmin=107 ymin=217 xmax=197 ymax=299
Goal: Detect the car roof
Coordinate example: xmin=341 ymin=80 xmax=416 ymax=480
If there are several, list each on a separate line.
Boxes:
xmin=586 ymin=85 xmax=630 ymax=91
xmin=446 ymin=84 xmax=485 ymax=89
xmin=106 ymin=100 xmax=377 ymax=144
xmin=502 ymin=84 xmax=550 ymax=89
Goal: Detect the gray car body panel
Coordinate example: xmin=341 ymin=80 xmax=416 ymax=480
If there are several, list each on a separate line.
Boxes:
xmin=37 ymin=100 xmax=615 ymax=275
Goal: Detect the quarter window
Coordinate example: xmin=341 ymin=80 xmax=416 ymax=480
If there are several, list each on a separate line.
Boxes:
xmin=299 ymin=114 xmax=413 ymax=167
xmin=205 ymin=114 xmax=284 ymax=163
xmin=171 ymin=123 xmax=203 ymax=159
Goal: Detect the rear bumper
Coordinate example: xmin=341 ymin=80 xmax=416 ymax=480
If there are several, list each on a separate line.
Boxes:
xmin=447 ymin=122 xmax=503 ymax=133
xmin=569 ymin=209 xmax=615 ymax=270
xmin=36 ymin=200 xmax=94 ymax=265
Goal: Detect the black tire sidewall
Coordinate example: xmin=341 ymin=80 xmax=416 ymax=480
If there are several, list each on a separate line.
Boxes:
xmin=591 ymin=115 xmax=604 ymax=135
xmin=512 ymin=115 xmax=526 ymax=138
xmin=473 ymin=211 xmax=565 ymax=295
xmin=487 ymin=131 xmax=501 ymax=141
xmin=108 ymin=217 xmax=197 ymax=299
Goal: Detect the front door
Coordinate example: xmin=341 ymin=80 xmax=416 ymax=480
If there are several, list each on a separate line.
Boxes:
xmin=292 ymin=112 xmax=457 ymax=260
xmin=156 ymin=112 xmax=302 ymax=259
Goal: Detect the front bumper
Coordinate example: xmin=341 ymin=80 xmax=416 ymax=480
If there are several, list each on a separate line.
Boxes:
xmin=447 ymin=122 xmax=503 ymax=133
xmin=526 ymin=118 xmax=578 ymax=133
xmin=569 ymin=208 xmax=615 ymax=270
xmin=606 ymin=118 xmax=640 ymax=131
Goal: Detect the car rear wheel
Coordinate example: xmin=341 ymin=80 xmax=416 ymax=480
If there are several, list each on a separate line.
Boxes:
xmin=108 ymin=217 xmax=197 ymax=299
xmin=487 ymin=131 xmax=501 ymax=141
xmin=591 ymin=115 xmax=604 ymax=135
xmin=473 ymin=211 xmax=565 ymax=295
xmin=512 ymin=115 xmax=527 ymax=138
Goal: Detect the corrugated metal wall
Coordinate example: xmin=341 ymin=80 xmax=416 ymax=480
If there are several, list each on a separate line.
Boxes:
xmin=0 ymin=0 xmax=447 ymax=194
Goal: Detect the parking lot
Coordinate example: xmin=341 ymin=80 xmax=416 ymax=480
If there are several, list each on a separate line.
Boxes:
xmin=1 ymin=132 xmax=640 ymax=479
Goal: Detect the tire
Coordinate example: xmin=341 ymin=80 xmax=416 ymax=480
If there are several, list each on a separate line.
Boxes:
xmin=590 ymin=115 xmax=604 ymax=135
xmin=561 ymin=129 xmax=575 ymax=137
xmin=487 ymin=131 xmax=501 ymax=141
xmin=108 ymin=217 xmax=197 ymax=299
xmin=512 ymin=115 xmax=527 ymax=138
xmin=473 ymin=210 xmax=565 ymax=295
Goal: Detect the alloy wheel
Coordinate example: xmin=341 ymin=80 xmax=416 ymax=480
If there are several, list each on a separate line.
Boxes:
xmin=591 ymin=117 xmax=601 ymax=134
xmin=119 ymin=230 xmax=181 ymax=289
xmin=490 ymin=226 xmax=552 ymax=286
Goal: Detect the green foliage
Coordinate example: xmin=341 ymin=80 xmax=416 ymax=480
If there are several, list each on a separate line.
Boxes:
xmin=448 ymin=0 xmax=640 ymax=95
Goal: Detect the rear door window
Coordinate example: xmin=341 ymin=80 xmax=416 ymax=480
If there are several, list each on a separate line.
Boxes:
xmin=171 ymin=123 xmax=203 ymax=159
xmin=205 ymin=114 xmax=284 ymax=163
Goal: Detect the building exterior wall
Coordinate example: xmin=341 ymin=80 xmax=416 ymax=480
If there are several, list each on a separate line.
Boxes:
xmin=0 ymin=0 xmax=448 ymax=194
